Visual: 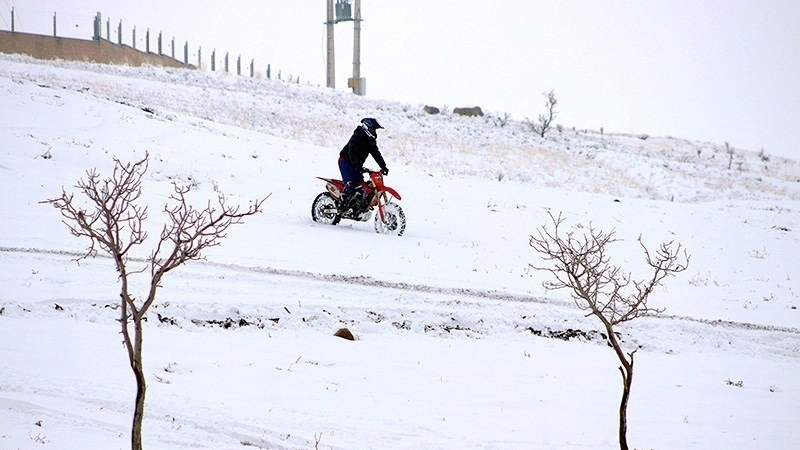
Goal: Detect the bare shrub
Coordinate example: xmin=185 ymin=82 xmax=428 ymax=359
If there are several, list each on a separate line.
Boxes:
xmin=526 ymin=90 xmax=558 ymax=137
xmin=529 ymin=212 xmax=689 ymax=450
xmin=492 ymin=112 xmax=511 ymax=128
xmin=43 ymin=153 xmax=268 ymax=450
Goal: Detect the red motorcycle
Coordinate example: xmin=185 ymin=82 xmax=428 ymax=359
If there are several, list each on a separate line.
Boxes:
xmin=311 ymin=168 xmax=406 ymax=236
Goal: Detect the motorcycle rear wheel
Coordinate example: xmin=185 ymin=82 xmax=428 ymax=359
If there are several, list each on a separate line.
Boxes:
xmin=375 ymin=203 xmax=406 ymax=236
xmin=311 ymin=192 xmax=338 ymax=224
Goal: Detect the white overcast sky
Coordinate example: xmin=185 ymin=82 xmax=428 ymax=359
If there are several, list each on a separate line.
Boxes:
xmin=6 ymin=0 xmax=799 ymax=159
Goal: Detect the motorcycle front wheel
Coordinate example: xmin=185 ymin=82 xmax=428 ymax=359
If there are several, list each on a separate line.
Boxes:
xmin=311 ymin=192 xmax=338 ymax=224
xmin=375 ymin=202 xmax=406 ymax=236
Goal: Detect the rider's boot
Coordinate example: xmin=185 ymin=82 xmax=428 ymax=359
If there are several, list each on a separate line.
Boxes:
xmin=339 ymin=192 xmax=356 ymax=213
xmin=359 ymin=192 xmax=373 ymax=210
xmin=339 ymin=182 xmax=356 ymax=213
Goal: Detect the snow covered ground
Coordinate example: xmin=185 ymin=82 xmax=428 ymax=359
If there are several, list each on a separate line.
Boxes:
xmin=1 ymin=54 xmax=799 ymax=449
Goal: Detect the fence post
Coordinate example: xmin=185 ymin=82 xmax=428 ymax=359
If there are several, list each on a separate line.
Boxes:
xmin=250 ymin=59 xmax=254 ymax=77
xmin=118 ymin=20 xmax=122 ymax=45
xmin=146 ymin=29 xmax=150 ymax=53
xmin=53 ymin=12 xmax=57 ymax=37
xmin=198 ymin=46 xmax=202 ymax=68
xmin=237 ymin=55 xmax=241 ymax=75
xmin=93 ymin=12 xmax=101 ymax=40
xmin=133 ymin=27 xmax=136 ymax=49
xmin=10 ymin=7 xmax=14 ymax=32
xmin=267 ymin=64 xmax=271 ymax=79
xmin=106 ymin=19 xmax=110 ymax=40
xmin=158 ymin=31 xmax=162 ymax=55
xmin=211 ymin=49 xmax=215 ymax=71
xmin=225 ymin=52 xmax=229 ymax=73
xmin=171 ymin=36 xmax=175 ymax=58
xmin=184 ymin=41 xmax=189 ymax=64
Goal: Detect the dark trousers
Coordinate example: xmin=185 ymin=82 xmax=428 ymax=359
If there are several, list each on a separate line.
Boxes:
xmin=338 ymin=158 xmax=363 ymax=196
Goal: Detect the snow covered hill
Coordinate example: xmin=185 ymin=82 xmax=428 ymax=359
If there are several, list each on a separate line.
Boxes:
xmin=1 ymin=54 xmax=799 ymax=450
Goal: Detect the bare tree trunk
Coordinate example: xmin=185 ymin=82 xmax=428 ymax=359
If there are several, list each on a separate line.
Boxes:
xmin=120 ymin=286 xmax=146 ymax=450
xmin=618 ymin=362 xmax=633 ymax=450
xmin=131 ymin=317 xmax=146 ymax=450
xmin=132 ymin=369 xmax=146 ymax=450
xmin=598 ymin=313 xmax=633 ymax=450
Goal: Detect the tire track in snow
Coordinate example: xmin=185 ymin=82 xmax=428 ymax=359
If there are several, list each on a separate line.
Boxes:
xmin=2 ymin=245 xmax=799 ymax=336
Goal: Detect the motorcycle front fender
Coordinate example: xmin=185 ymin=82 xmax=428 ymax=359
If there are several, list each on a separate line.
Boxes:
xmin=379 ymin=186 xmax=402 ymax=201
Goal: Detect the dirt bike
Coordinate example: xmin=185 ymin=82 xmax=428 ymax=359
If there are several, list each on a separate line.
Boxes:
xmin=311 ymin=168 xmax=406 ymax=236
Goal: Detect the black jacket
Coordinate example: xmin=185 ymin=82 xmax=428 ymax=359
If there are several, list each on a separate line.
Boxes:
xmin=339 ymin=126 xmax=387 ymax=171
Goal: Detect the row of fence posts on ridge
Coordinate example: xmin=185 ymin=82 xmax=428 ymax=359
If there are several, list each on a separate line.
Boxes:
xmin=4 ymin=7 xmax=277 ymax=79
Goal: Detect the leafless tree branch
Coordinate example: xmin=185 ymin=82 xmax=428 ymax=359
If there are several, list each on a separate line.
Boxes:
xmin=530 ymin=211 xmax=689 ymax=450
xmin=43 ymin=152 xmax=268 ymax=450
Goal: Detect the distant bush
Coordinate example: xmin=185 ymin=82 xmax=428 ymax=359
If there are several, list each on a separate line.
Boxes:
xmin=525 ymin=90 xmax=557 ymax=138
xmin=491 ymin=112 xmax=511 ymax=128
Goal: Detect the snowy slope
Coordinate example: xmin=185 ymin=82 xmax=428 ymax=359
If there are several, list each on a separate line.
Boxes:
xmin=1 ymin=55 xmax=799 ymax=450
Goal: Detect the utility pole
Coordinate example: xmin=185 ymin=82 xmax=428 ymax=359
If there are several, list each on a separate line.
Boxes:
xmin=326 ymin=0 xmax=335 ymax=89
xmin=325 ymin=0 xmax=366 ymax=95
xmin=350 ymin=0 xmax=363 ymax=95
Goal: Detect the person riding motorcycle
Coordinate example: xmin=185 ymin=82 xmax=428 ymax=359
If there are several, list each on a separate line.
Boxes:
xmin=338 ymin=117 xmax=389 ymax=212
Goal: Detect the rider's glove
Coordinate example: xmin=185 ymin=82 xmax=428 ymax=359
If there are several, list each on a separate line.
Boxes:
xmin=381 ymin=167 xmax=389 ymax=175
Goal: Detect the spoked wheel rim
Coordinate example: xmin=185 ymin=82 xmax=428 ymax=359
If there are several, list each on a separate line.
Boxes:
xmin=375 ymin=203 xmax=406 ymax=236
xmin=311 ymin=192 xmax=338 ymax=225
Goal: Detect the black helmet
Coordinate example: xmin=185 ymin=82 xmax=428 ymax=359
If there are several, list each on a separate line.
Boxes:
xmin=360 ymin=118 xmax=383 ymax=129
